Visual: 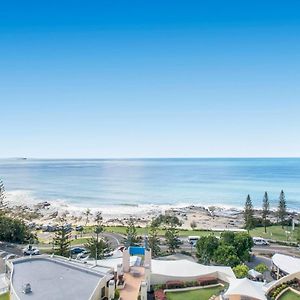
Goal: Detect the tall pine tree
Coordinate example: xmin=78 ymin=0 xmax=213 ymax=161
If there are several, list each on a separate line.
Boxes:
xmin=84 ymin=211 xmax=108 ymax=260
xmin=164 ymin=216 xmax=181 ymax=253
xmin=262 ymin=192 xmax=270 ymax=233
xmin=53 ymin=217 xmax=71 ymax=257
xmin=148 ymin=220 xmax=161 ymax=257
xmin=277 ymin=190 xmax=287 ymax=229
xmin=244 ymin=194 xmax=254 ymax=233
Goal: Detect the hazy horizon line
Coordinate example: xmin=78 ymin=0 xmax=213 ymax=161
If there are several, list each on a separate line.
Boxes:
xmin=1 ymin=156 xmax=300 ymax=160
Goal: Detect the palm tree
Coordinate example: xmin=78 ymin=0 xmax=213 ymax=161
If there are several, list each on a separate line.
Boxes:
xmin=84 ymin=208 xmax=92 ymax=226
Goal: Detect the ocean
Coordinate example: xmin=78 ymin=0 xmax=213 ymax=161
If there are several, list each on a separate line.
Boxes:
xmin=0 ymin=158 xmax=299 ymax=212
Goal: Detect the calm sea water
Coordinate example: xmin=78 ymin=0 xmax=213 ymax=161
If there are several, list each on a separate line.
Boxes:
xmin=0 ymin=158 xmax=299 ymax=211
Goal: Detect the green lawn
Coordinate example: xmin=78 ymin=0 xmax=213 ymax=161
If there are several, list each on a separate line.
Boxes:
xmin=166 ymin=286 xmax=224 ymax=300
xmin=279 ymin=290 xmax=300 ymax=300
xmin=0 ymin=293 xmax=9 ymax=300
xmin=70 ymin=237 xmax=89 ymax=245
xmin=250 ymin=225 xmax=297 ymax=243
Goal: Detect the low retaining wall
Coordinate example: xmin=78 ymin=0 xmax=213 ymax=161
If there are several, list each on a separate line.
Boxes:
xmin=164 ymin=283 xmax=224 ymax=293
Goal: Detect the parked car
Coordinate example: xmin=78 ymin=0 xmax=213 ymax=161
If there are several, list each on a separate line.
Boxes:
xmin=77 ymin=250 xmax=90 ymax=259
xmin=27 ymin=222 xmax=36 ymax=229
xmin=75 ymin=225 xmax=83 ymax=231
xmin=104 ymin=250 xmax=113 ymax=258
xmin=42 ymin=224 xmax=54 ymax=232
xmin=253 ymin=237 xmax=269 ymax=246
xmin=188 ymin=236 xmax=200 ymax=246
xmin=35 ymin=224 xmax=42 ymax=230
xmin=23 ymin=245 xmax=40 ymax=256
xmin=70 ymin=247 xmax=86 ymax=255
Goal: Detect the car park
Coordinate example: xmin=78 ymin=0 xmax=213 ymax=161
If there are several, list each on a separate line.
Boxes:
xmin=42 ymin=224 xmax=55 ymax=232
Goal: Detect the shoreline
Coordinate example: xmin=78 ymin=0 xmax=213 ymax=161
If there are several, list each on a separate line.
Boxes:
xmin=6 ymin=190 xmax=299 ymax=230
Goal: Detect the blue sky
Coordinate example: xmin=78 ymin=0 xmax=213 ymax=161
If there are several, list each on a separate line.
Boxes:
xmin=0 ymin=1 xmax=300 ymax=158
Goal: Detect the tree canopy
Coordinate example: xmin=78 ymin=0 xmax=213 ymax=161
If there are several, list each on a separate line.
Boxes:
xmin=233 ymin=264 xmax=249 ymax=278
xmin=53 ymin=217 xmax=71 ymax=257
xmin=244 ymin=194 xmax=254 ymax=232
xmin=195 ymin=231 xmax=253 ymax=267
xmin=262 ymin=192 xmax=270 ymax=233
xmin=0 ymin=215 xmax=36 ymax=243
xmin=195 ymin=235 xmax=219 ymax=264
xmin=277 ymin=190 xmax=287 ymax=228
xmin=84 ymin=211 xmax=109 ymax=260
xmin=148 ymin=219 xmax=161 ymax=257
xmin=85 ymin=237 xmax=109 ymax=259
xmin=213 ymin=244 xmax=240 ymax=267
xmin=150 ymin=214 xmax=182 ymax=253
xmin=125 ymin=217 xmax=139 ymax=246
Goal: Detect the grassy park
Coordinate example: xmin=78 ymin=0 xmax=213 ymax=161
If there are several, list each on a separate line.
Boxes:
xmin=249 ymin=225 xmax=297 ymax=243
xmin=104 ymin=225 xmax=297 ymax=243
xmin=279 ymin=290 xmax=300 ymax=300
xmin=0 ymin=293 xmax=9 ymax=300
xmin=166 ymin=285 xmax=224 ymax=300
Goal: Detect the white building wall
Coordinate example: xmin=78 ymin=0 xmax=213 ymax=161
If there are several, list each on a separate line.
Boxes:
xmin=150 ymin=271 xmax=219 ymax=285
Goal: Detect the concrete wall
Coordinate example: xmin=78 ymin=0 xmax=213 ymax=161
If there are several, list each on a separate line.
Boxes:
xmin=89 ymin=276 xmax=108 ymax=300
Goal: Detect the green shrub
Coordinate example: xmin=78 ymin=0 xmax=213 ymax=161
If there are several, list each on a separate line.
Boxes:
xmin=114 ymin=289 xmax=120 ymax=299
xmin=233 ymin=264 xmax=249 ymax=278
xmin=180 ymin=250 xmax=192 ymax=256
xmin=255 ymin=263 xmax=268 ymax=273
xmin=185 ymin=281 xmax=197 ymax=287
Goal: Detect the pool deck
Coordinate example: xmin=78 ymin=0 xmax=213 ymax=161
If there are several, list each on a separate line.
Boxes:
xmin=120 ymin=266 xmax=144 ymax=300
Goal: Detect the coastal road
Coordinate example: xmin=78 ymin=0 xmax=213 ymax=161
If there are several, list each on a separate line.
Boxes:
xmin=101 ymin=232 xmax=124 ymax=248
xmin=252 ymin=244 xmax=300 ymax=257
xmin=37 ymin=230 xmax=125 ymax=249
xmin=177 ymin=238 xmax=300 ymax=258
xmin=70 ymin=232 xmax=124 ymax=249
xmin=0 ymin=241 xmax=23 ymax=256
